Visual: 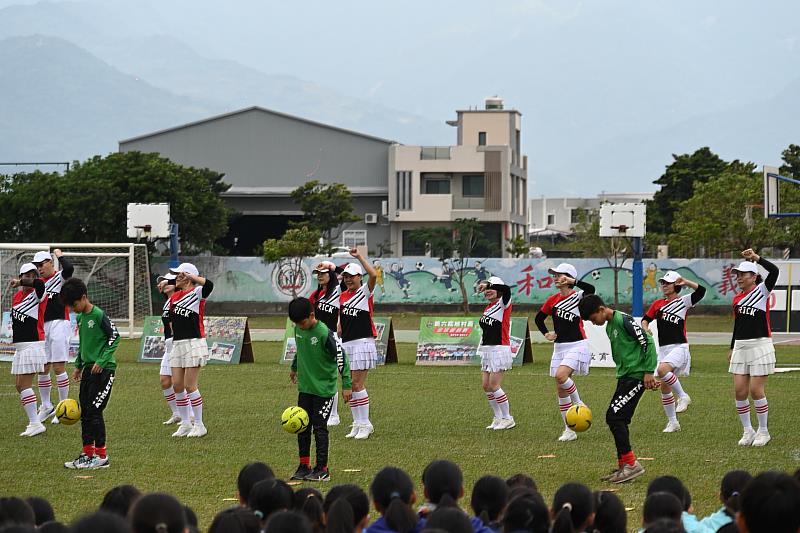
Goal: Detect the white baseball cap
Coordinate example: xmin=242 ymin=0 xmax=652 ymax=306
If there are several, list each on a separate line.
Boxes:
xmin=658 ymin=271 xmax=681 ymax=284
xmin=19 ymin=263 xmax=37 ymax=275
xmin=548 ymin=263 xmax=578 ymax=279
xmin=32 ymin=251 xmax=52 ymax=264
xmin=157 ymin=272 xmax=177 ymax=282
xmin=487 ymin=276 xmax=506 ymax=286
xmin=341 ymin=263 xmax=364 ymax=276
xmin=732 ymin=261 xmax=759 ymax=275
xmin=313 ymin=261 xmax=336 ymax=274
xmin=170 ymin=263 xmax=199 ymax=276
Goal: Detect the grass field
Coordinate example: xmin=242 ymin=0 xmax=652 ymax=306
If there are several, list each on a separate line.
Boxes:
xmin=1 ymin=341 xmax=798 ymax=532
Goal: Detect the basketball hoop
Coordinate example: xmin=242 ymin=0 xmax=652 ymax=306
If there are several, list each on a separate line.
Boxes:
xmin=610 ymin=225 xmax=628 ymax=234
xmin=134 ymin=225 xmax=152 ymax=241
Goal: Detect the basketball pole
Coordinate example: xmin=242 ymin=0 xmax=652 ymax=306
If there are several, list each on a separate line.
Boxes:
xmin=632 ymin=237 xmax=644 ymax=316
xmin=169 ymin=223 xmax=180 ymax=269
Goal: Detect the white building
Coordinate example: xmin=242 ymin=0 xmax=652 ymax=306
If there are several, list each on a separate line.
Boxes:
xmin=529 ymin=192 xmax=654 ymax=238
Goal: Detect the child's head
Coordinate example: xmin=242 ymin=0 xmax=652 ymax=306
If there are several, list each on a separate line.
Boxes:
xmin=71 ymin=511 xmax=132 ymax=533
xmin=263 ymin=511 xmax=312 ymax=533
xmin=423 ymin=507 xmax=474 ymax=533
xmin=100 ymin=485 xmax=142 ymax=517
xmin=591 ymin=491 xmax=627 ymax=533
xmin=0 ymin=497 xmax=35 ymax=528
xmin=578 ymin=294 xmax=611 ymax=325
xmin=642 ymin=518 xmax=687 ymax=533
xmin=237 ymin=462 xmax=275 ymax=506
xmin=292 ymin=488 xmax=324 ymax=533
xmin=550 ymin=482 xmax=594 ymax=533
xmin=422 ymin=459 xmax=464 ymax=506
xmin=471 ymin=475 xmax=508 ymax=524
xmin=647 ymin=476 xmax=688 ymax=511
xmin=59 ymin=277 xmax=90 ymax=312
xmin=288 ymin=298 xmax=315 ymax=329
xmin=19 ymin=263 xmax=38 ymax=284
xmin=370 ymin=467 xmax=418 ymax=533
xmin=506 ymin=473 xmax=538 ymax=492
xmin=324 ymin=484 xmax=370 ymax=533
xmin=208 ymin=507 xmax=261 ymax=533
xmin=248 ymin=478 xmax=293 ymax=524
xmin=737 ymin=470 xmax=800 ymax=533
xmin=719 ymin=470 xmax=751 ymax=512
xmin=643 ymin=492 xmax=683 ymax=526
xmin=502 ymin=489 xmax=549 ymax=533
xmin=24 ymin=497 xmax=54 ymax=526
xmin=129 ymin=493 xmax=186 ymax=533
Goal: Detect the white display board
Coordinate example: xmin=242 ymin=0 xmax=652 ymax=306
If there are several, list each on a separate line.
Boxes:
xmin=127 ymin=203 xmax=171 ymax=238
xmin=586 ymin=317 xmax=660 ymax=368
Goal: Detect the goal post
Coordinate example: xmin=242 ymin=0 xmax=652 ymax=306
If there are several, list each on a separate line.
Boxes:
xmin=0 ymin=243 xmax=152 ymax=337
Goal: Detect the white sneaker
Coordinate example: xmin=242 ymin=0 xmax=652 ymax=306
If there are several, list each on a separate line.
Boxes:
xmin=37 ymin=404 xmax=55 ymax=423
xmin=20 ymin=423 xmax=46 ymax=437
xmin=354 ymin=423 xmax=374 ymax=440
xmin=345 ymin=424 xmax=360 ymax=438
xmin=51 ymin=416 xmax=60 ymax=425
xmin=327 ymin=415 xmax=341 ymax=427
xmin=187 ymin=423 xmax=207 ymax=438
xmin=663 ymin=420 xmax=681 ymax=433
xmin=738 ymin=428 xmax=756 ymax=446
xmin=558 ymin=428 xmax=578 ymax=441
xmin=486 ymin=418 xmax=501 ymax=430
xmin=494 ymin=417 xmax=516 ymax=430
xmin=172 ymin=423 xmax=193 ymax=437
xmin=163 ymin=414 xmax=181 ymax=425
xmin=752 ymin=429 xmax=771 ymax=447
xmin=676 ymin=394 xmax=692 ymax=413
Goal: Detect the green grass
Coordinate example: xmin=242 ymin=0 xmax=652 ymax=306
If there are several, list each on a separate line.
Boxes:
xmin=1 ymin=341 xmax=798 ymax=532
xmin=246 ymin=313 xmax=735 ymax=332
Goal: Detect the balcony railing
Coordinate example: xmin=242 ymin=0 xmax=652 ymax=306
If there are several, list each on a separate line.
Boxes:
xmin=420 ymin=146 xmax=451 ymax=160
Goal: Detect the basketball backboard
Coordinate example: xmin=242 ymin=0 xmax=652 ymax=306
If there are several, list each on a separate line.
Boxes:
xmin=127 ymin=203 xmax=171 ymax=239
xmin=598 ymin=203 xmax=646 ymax=237
xmin=764 ymin=165 xmax=800 ymax=218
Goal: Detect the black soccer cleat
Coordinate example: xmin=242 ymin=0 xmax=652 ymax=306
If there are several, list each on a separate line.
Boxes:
xmin=304 ymin=466 xmax=330 ymax=482
xmin=290 ymin=464 xmax=313 ymax=480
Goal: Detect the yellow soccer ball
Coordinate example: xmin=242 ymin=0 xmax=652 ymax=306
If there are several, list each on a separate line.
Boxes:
xmin=55 ymin=398 xmax=81 ymax=426
xmin=565 ymin=404 xmax=592 ymax=433
xmin=281 ymin=406 xmax=309 ymax=434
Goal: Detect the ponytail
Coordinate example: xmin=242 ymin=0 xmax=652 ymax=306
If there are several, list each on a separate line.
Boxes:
xmin=325 ymin=498 xmax=354 ymax=533
xmin=720 ymin=470 xmax=752 ymax=514
xmin=552 ymin=504 xmax=576 ymax=533
xmin=299 ymin=494 xmax=324 ymax=533
xmin=437 ymin=493 xmax=458 ymax=509
xmin=384 ymin=494 xmax=418 ymax=533
xmin=551 ymin=483 xmax=593 ymax=533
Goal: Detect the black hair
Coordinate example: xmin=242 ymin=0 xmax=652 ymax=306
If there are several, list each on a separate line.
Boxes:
xmin=38 ymin=521 xmax=69 ymax=533
xmin=591 ymin=491 xmax=626 ymax=533
xmin=647 ymin=476 xmax=688 ymax=511
xmin=23 ymin=497 xmax=53 ymax=526
xmin=129 ymin=493 xmax=186 ymax=533
xmin=578 ymin=294 xmax=606 ymax=320
xmin=471 ymin=475 xmax=509 ymax=524
xmin=248 ymin=478 xmax=293 ymax=522
xmin=719 ymin=470 xmax=751 ymax=513
xmin=422 ymin=460 xmax=463 ymax=506
xmin=100 ymin=484 xmax=142 ymax=517
xmin=794 ymin=467 xmax=800 ymax=485
xmin=292 ymin=488 xmax=324 ymax=533
xmin=643 ymin=492 xmax=683 ymax=525
xmin=0 ymin=526 xmax=37 ymax=533
xmin=506 ymin=473 xmax=538 ymax=492
xmin=370 ymin=467 xmax=418 ymax=533
xmin=551 ymin=482 xmax=594 ymax=533
xmin=263 ymin=510 xmax=312 ymax=533
xmin=288 ymin=297 xmax=313 ymax=323
xmin=324 ymin=484 xmax=370 ymax=533
xmin=642 ymin=518 xmax=687 ymax=533
xmin=71 ymin=511 xmax=133 ymax=533
xmin=502 ymin=489 xmax=549 ymax=533
xmin=59 ymin=277 xmax=87 ymax=306
xmin=183 ymin=505 xmax=197 ymax=528
xmin=312 ymin=268 xmax=339 ymax=300
xmin=423 ymin=507 xmax=473 ymax=533
xmin=739 ymin=470 xmax=800 ymax=533
xmin=208 ymin=507 xmax=261 ymax=533
xmin=0 ymin=498 xmax=35 ymax=528
xmin=237 ymin=462 xmax=275 ymax=504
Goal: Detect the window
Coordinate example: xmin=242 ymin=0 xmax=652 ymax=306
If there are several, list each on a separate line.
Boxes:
xmin=423 ymin=176 xmax=451 ymax=194
xmin=547 ymin=214 xmax=555 ymax=226
xmin=402 ymin=230 xmax=426 ymax=255
xmin=342 ymin=230 xmax=367 ymax=249
xmin=396 ymin=171 xmax=412 ymax=211
xmin=462 ymin=175 xmax=485 ymax=197
xmin=478 ymin=132 xmax=486 ymax=146
xmin=420 ymin=146 xmax=451 ymax=160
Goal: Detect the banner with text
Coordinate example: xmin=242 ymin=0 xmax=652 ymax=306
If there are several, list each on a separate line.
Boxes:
xmin=138 ymin=316 xmax=253 ymax=365
xmin=281 ymin=317 xmax=397 ymax=365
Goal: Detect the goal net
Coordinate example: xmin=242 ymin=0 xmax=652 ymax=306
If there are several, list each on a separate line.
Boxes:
xmin=0 ymin=243 xmax=152 ymax=337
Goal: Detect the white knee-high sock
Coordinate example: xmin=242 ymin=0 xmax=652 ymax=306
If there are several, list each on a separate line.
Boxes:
xmin=188 ymin=390 xmax=203 ymax=425
xmin=163 ymin=387 xmax=179 ymax=416
xmin=736 ymin=400 xmax=752 ymax=430
xmin=176 ymin=390 xmax=191 ymax=424
xmin=495 ymin=388 xmax=511 ymax=419
xmin=350 ymin=390 xmax=369 ymax=424
xmin=21 ymin=389 xmax=38 ymax=424
xmin=662 ymin=372 xmax=686 ymax=397
xmin=559 ymin=377 xmax=582 ymax=405
xmin=662 ymin=393 xmax=677 ymax=422
xmin=55 ymin=372 xmax=70 ymax=402
xmin=753 ymin=397 xmax=768 ymax=432
xmin=38 ymin=374 xmax=52 ymax=408
xmin=486 ymin=392 xmax=501 ymax=418
xmin=330 ymin=392 xmax=339 ymax=418
xmin=558 ymin=395 xmax=573 ymax=427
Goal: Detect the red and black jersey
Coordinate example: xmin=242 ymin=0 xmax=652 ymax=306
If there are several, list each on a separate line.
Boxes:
xmin=644 ymin=286 xmax=706 ymax=346
xmin=169 ymin=281 xmax=213 ymax=341
xmin=12 ymin=280 xmax=47 ymax=343
xmin=535 ymin=280 xmax=594 ymax=343
xmin=731 ymin=258 xmax=779 ymax=346
xmin=339 ymin=284 xmax=376 ymax=343
xmin=479 ymin=285 xmax=512 ymax=346
xmin=161 ymin=298 xmax=173 ymax=340
xmin=310 ymin=283 xmax=341 ymax=334
xmin=41 ymin=256 xmax=73 ymax=322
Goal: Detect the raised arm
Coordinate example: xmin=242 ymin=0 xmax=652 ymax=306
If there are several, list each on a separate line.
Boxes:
xmin=349 ymin=249 xmax=377 ymax=291
xmin=742 ymin=249 xmax=779 ymax=291
xmin=54 ymin=249 xmax=74 ymax=279
xmin=574 ymin=279 xmax=596 ymax=295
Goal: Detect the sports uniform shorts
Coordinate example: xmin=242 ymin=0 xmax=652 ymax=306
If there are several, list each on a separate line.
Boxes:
xmin=729 ymin=337 xmax=775 ymax=377
xmin=160 ymin=338 xmax=173 ymax=376
xmin=479 ymin=344 xmax=513 ymax=373
xmin=11 ymin=341 xmax=47 ymax=375
xmin=343 ymin=337 xmax=377 ymax=371
xmin=170 ymin=338 xmax=209 ymax=369
xmin=549 ymin=339 xmax=591 ymax=377
xmin=44 ymin=319 xmax=71 ymax=364
xmin=657 ymin=343 xmax=691 ymax=376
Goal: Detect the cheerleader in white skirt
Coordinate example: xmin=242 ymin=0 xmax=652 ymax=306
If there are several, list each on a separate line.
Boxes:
xmin=156 ymin=273 xmax=191 ymax=426
xmin=477 ymin=276 xmax=515 ymax=430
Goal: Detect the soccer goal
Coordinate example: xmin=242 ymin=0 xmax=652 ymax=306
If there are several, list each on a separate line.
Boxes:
xmin=0 ymin=243 xmax=152 ymax=337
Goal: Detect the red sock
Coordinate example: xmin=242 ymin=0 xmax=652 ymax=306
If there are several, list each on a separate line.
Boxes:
xmin=620 ymin=451 xmax=636 ymax=466
xmin=96 ymin=446 xmax=107 ymax=459
xmin=83 ymin=444 xmax=95 ymax=456
xmin=300 ymin=456 xmax=310 ymax=466
xmin=322 ymin=466 xmax=328 ymax=472
xmin=617 ymin=457 xmax=624 ymax=468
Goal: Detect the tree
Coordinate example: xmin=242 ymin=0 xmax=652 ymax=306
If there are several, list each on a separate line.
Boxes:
xmin=669 ymin=162 xmax=800 ymax=257
xmin=262 ymin=226 xmax=321 ymax=298
xmin=647 ymin=147 xmax=729 ymax=237
xmin=290 ymin=181 xmax=360 ymax=250
xmin=408 ymin=218 xmax=496 ymax=314
xmin=780 ymin=144 xmax=800 ymax=177
xmin=0 ymin=152 xmax=233 ymax=252
xmin=505 ymin=235 xmax=529 ymax=258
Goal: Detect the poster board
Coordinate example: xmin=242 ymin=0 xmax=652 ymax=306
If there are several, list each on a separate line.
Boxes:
xmin=415 ymin=317 xmax=533 ymax=366
xmin=0 ymin=311 xmax=78 ymax=363
xmin=138 ymin=316 xmax=253 ymax=365
xmin=281 ymin=317 xmax=397 ymax=365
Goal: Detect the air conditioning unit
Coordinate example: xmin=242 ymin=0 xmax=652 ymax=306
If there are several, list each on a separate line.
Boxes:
xmin=364 ymin=213 xmax=378 ymax=224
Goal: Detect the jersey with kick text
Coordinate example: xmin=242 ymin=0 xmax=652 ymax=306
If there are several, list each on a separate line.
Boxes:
xmin=169 ymin=281 xmax=214 ymax=341
xmin=536 ymin=281 xmax=595 ymax=343
xmin=310 ymin=283 xmax=341 ymax=333
xmin=731 ymin=258 xmax=779 ymax=346
xmin=644 ymin=286 xmax=706 ymax=346
xmin=12 ymin=280 xmax=47 ymax=343
xmin=339 ymin=283 xmax=376 ymax=343
xmin=42 ymin=256 xmax=74 ymax=322
xmin=479 ymin=285 xmax=512 ymax=346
